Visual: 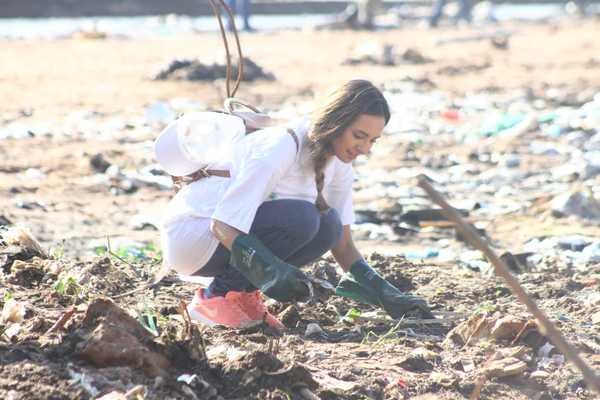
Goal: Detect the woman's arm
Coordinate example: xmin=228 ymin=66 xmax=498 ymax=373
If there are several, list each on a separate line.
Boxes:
xmin=331 ymin=225 xmax=362 ymax=272
xmin=210 ymin=219 xmax=242 ymax=250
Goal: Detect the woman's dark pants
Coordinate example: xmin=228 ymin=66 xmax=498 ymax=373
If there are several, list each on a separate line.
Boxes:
xmin=194 ymin=199 xmax=343 ymax=296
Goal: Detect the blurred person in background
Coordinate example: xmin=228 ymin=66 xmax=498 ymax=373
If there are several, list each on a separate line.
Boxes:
xmin=429 ymin=0 xmax=473 ymax=28
xmin=226 ymin=0 xmax=254 ymax=32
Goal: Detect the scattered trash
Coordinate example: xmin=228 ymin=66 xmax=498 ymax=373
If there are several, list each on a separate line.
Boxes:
xmin=552 ymin=190 xmax=600 ymax=220
xmin=1 ymin=226 xmax=47 ymax=261
xmin=444 ymin=313 xmax=540 ymax=347
xmin=89 ymin=153 xmax=111 ymax=173
xmin=557 ymin=236 xmax=590 ymax=252
xmin=144 ymin=102 xmax=176 ymax=126
xmin=405 ymin=248 xmax=440 ymax=261
xmin=1 ymin=298 xmax=26 ymax=323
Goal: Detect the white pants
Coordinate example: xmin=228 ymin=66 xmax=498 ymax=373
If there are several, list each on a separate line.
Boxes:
xmin=160 ymin=216 xmax=219 ymax=280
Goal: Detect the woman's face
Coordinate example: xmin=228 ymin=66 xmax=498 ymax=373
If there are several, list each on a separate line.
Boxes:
xmin=331 ymin=114 xmax=386 ymax=163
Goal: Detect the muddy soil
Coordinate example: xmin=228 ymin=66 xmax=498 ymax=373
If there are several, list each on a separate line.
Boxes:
xmin=1 ymin=246 xmax=599 ymax=399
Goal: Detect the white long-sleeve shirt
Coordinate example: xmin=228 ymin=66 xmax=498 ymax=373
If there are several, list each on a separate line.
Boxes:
xmin=160 ymin=117 xmax=355 ymax=273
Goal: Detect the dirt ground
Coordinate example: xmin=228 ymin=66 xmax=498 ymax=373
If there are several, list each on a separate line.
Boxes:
xmin=1 ymin=16 xmax=600 ymax=400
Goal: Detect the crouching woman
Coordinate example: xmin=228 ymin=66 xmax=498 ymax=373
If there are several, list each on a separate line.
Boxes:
xmin=158 ymin=79 xmax=432 ymax=330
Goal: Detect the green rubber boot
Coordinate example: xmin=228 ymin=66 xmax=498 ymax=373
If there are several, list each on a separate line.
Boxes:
xmin=230 ymin=233 xmax=311 ymax=302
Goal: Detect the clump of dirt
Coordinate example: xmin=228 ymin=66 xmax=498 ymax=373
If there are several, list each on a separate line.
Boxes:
xmin=153 ymin=57 xmax=275 ymax=82
xmin=75 ymin=298 xmax=171 ymax=377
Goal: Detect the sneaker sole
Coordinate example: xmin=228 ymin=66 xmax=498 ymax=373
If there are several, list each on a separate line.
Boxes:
xmin=186 ymin=304 xmax=218 ymax=327
xmin=186 ymin=304 xmax=262 ymax=329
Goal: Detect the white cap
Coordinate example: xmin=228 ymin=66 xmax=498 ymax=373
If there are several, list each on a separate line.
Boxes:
xmin=154 ymin=112 xmax=245 ymax=177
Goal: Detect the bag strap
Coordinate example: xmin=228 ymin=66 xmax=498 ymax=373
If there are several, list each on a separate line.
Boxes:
xmin=286 ymin=128 xmax=300 ymax=153
xmin=171 ymin=128 xmax=300 ymax=193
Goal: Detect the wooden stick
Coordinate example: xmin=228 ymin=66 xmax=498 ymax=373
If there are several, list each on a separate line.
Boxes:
xmin=419 ymin=220 xmax=458 ymax=228
xmin=417 ymin=174 xmax=600 ymax=393
xmin=179 ymin=300 xmax=193 ymax=340
xmin=124 ymin=385 xmax=146 ymax=399
xmin=45 ymin=306 xmax=77 ymax=335
xmin=469 ymin=374 xmax=487 ymax=400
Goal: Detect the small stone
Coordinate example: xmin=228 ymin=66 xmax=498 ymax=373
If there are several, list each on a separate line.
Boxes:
xmin=483 ymin=357 xmax=527 ymax=378
xmin=305 ymin=323 xmax=324 ymax=337
xmin=279 ymin=305 xmax=301 ymax=328
xmin=530 ymin=370 xmax=550 ymax=380
xmin=90 ymin=153 xmax=111 ymax=173
xmin=154 ymin=376 xmax=165 ymax=388
xmin=430 ymin=371 xmax=456 ymax=388
xmin=397 ymin=348 xmax=439 ymax=372
xmin=411 ymin=347 xmax=441 ymax=362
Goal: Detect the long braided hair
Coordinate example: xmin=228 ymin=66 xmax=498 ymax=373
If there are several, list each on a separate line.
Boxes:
xmin=308 ymin=80 xmax=391 ymax=212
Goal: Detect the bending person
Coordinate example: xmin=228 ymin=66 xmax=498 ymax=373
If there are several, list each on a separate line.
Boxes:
xmin=159 ymin=80 xmax=432 ymax=330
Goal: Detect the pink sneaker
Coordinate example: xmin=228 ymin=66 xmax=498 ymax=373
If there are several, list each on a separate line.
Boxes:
xmin=187 ymin=289 xmax=261 ymax=329
xmin=238 ymin=290 xmax=285 ymax=330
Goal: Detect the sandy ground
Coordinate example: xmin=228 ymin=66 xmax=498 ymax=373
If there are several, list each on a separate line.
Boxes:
xmin=1 ymin=18 xmax=600 ymax=256
xmin=3 ymin=19 xmax=600 ymax=117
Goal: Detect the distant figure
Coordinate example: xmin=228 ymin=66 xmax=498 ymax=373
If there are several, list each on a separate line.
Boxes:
xmin=429 ymin=0 xmax=473 ymax=28
xmin=319 ymin=0 xmax=381 ymax=30
xmin=226 ymin=0 xmax=253 ymax=32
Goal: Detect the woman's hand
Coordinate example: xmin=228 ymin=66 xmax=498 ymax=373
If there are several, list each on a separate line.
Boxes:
xmin=332 ymin=225 xmax=433 ymax=319
xmin=336 ymin=259 xmax=433 ymax=319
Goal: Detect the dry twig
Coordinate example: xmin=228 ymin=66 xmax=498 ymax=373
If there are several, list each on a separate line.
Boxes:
xmin=469 ymin=374 xmax=487 ymax=400
xmin=179 ymin=300 xmax=193 ymax=340
xmin=44 ymin=306 xmax=77 ymax=335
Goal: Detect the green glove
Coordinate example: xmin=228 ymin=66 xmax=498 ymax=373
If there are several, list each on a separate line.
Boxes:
xmin=230 ymin=233 xmax=311 ymax=302
xmin=335 ymin=259 xmax=434 ymax=319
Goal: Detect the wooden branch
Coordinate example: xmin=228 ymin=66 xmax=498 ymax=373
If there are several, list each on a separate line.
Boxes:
xmin=417 ymin=174 xmax=600 ymax=394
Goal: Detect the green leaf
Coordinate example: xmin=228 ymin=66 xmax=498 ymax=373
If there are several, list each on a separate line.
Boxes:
xmin=341 ymin=307 xmax=362 ymax=323
xmin=138 ymin=312 xmax=159 ymax=337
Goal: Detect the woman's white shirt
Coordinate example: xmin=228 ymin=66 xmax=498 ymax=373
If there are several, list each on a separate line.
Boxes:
xmin=160 ymin=118 xmax=354 ymax=274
